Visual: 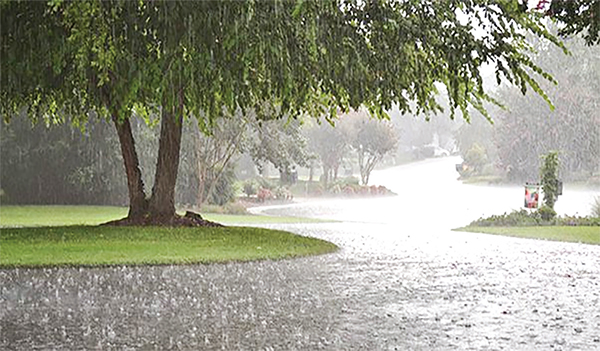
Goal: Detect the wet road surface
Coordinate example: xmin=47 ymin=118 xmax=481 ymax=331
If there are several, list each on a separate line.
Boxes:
xmin=2 ymin=157 xmax=599 ymax=350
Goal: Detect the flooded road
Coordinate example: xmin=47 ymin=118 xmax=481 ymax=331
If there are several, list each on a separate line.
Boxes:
xmin=2 ymin=157 xmax=599 ymax=350
xmin=258 ymin=157 xmax=600 ymax=228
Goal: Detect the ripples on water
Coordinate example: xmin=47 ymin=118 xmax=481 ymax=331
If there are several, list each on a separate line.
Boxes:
xmin=2 ymin=157 xmax=599 ymax=350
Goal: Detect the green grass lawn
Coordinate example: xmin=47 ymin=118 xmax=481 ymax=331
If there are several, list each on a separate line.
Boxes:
xmin=0 ymin=225 xmax=338 ymax=268
xmin=0 ymin=206 xmax=129 ymax=227
xmin=0 ymin=206 xmax=337 ymax=268
xmin=455 ymin=226 xmax=600 ymax=245
xmin=0 ymin=205 xmax=325 ymax=227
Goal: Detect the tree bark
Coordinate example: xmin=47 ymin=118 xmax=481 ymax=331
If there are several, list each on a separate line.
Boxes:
xmin=148 ymin=106 xmax=184 ymax=219
xmin=112 ymin=116 xmax=148 ymax=219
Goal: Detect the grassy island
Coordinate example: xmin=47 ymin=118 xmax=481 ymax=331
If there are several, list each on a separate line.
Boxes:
xmin=0 ymin=206 xmax=338 ymax=268
xmin=454 ymin=208 xmax=600 ymax=246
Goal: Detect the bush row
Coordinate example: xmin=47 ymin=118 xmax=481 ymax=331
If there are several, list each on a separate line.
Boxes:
xmin=470 ymin=208 xmax=600 ymax=227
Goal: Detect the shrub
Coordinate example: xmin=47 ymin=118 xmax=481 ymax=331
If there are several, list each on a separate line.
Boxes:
xmin=469 ymin=209 xmax=599 ymax=227
xmin=464 ymin=143 xmax=488 ymax=172
xmin=273 ymin=186 xmax=292 ymax=200
xmin=204 ymin=165 xmax=238 ymax=206
xmin=256 ymin=177 xmax=276 ymax=190
xmin=469 ymin=210 xmax=540 ymax=227
xmin=242 ymin=179 xmax=258 ymax=197
xmin=540 ymin=151 xmax=560 ymax=210
xmin=223 ymin=202 xmax=249 ymax=215
xmin=199 ymin=202 xmax=249 ymax=215
xmin=556 ymin=215 xmax=600 ymax=226
xmin=536 ymin=205 xmax=557 ymax=221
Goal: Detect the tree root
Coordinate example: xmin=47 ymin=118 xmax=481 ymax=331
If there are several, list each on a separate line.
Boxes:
xmin=102 ymin=211 xmax=224 ymax=227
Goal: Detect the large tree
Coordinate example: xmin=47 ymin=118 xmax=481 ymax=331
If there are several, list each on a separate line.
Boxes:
xmin=1 ymin=0 xmax=584 ymax=225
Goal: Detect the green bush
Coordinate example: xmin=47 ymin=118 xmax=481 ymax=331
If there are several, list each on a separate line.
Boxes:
xmin=470 ymin=210 xmax=540 ymax=227
xmin=242 ymin=179 xmax=258 ymax=197
xmin=199 ymin=202 xmax=249 ymax=215
xmin=556 ymin=215 xmax=600 ymax=226
xmin=469 ymin=209 xmax=599 ymax=227
xmin=223 ymin=202 xmax=249 ymax=215
xmin=204 ymin=165 xmax=238 ymax=206
xmin=464 ymin=143 xmax=488 ymax=172
xmin=256 ymin=177 xmax=276 ymax=190
xmin=273 ymin=186 xmax=292 ymax=200
xmin=537 ymin=205 xmax=556 ymax=221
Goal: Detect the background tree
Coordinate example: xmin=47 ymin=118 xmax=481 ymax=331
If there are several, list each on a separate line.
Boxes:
xmin=493 ymin=31 xmax=600 ymax=182
xmin=346 ymin=111 xmax=399 ymax=185
xmin=0 ymin=116 xmax=127 ymax=205
xmin=189 ymin=112 xmax=248 ymax=206
xmin=2 ymin=0 xmax=572 ymax=225
xmin=463 ymin=143 xmax=489 ymax=174
xmin=540 ymin=150 xmax=560 ymax=210
xmin=248 ymin=117 xmax=310 ymax=185
xmin=305 ymin=119 xmax=352 ymax=186
xmin=543 ymin=0 xmax=600 ymax=46
xmin=454 ymin=112 xmax=496 ymax=175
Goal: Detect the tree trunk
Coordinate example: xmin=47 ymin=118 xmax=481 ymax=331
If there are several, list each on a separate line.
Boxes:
xmin=322 ymin=165 xmax=330 ymax=187
xmin=148 ymin=106 xmax=184 ymax=219
xmin=333 ymin=164 xmax=339 ymax=181
xmin=112 ymin=116 xmax=148 ymax=219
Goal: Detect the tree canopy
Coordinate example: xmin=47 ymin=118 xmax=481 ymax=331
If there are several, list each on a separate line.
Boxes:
xmin=3 ymin=1 xmax=574 ymax=122
xmin=1 ymin=0 xmax=588 ymax=224
xmin=544 ymin=0 xmax=600 ymax=46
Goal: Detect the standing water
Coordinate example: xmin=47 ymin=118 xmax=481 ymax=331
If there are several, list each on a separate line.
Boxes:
xmin=257 ymin=156 xmax=599 ymax=228
xmin=2 ymin=157 xmax=599 ymax=350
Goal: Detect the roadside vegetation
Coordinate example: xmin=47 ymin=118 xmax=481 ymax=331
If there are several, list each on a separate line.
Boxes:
xmin=456 ymin=151 xmax=599 ymax=245
xmin=456 ymin=205 xmax=600 ymax=246
xmin=464 ymin=209 xmax=600 ymax=227
xmin=0 ymin=206 xmax=337 ymax=268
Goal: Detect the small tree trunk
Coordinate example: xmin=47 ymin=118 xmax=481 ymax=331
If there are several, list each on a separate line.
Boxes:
xmin=280 ymin=167 xmax=290 ymax=185
xmin=322 ymin=165 xmax=330 ymax=187
xmin=112 ymin=116 xmax=148 ymax=219
xmin=194 ymin=132 xmax=207 ymax=206
xmin=148 ymin=106 xmax=184 ymax=220
xmin=197 ymin=171 xmax=207 ymax=206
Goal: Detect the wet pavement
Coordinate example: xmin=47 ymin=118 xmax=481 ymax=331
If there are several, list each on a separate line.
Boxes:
xmin=2 ymin=157 xmax=600 ymax=350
